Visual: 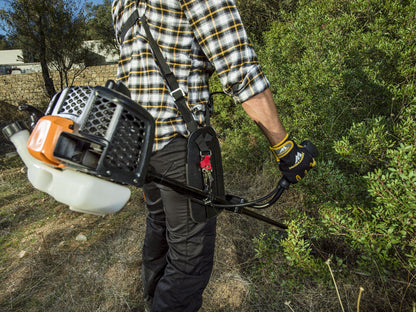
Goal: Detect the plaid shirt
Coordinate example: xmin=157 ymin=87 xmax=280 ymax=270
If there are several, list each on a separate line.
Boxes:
xmin=112 ymin=0 xmax=270 ymax=151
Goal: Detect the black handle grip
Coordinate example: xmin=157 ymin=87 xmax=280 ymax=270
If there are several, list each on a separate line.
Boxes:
xmin=278 ymin=140 xmax=318 ymax=189
xmin=18 ymin=104 xmax=44 ymax=130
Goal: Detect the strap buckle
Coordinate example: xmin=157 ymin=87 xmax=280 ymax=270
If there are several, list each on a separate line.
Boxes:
xmin=170 ymin=88 xmax=186 ymax=101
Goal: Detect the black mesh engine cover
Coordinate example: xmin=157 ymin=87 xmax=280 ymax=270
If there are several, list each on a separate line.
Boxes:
xmin=46 ymin=83 xmax=155 ymax=187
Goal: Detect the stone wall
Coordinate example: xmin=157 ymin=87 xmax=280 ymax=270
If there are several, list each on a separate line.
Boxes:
xmin=0 ymin=64 xmax=117 ymax=108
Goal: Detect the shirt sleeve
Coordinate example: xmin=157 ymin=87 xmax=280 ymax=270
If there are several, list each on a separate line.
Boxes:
xmin=179 ymin=0 xmax=270 ymax=103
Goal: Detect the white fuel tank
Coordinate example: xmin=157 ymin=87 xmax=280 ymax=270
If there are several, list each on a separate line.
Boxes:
xmin=7 ymin=125 xmax=131 ymax=215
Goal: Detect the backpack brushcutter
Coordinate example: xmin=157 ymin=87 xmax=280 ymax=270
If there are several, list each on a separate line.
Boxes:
xmin=2 ymin=81 xmax=317 ymax=230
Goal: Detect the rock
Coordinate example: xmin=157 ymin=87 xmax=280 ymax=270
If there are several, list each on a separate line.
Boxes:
xmin=18 ymin=250 xmax=27 ymax=259
xmin=76 ymin=234 xmax=87 ymax=241
xmin=5 ymin=152 xmax=18 ymax=159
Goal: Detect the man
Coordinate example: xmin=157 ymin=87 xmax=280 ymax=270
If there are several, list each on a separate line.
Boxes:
xmin=112 ymin=1 xmax=315 ymax=311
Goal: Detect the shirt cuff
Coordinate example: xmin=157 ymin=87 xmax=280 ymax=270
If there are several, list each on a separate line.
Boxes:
xmin=230 ymin=64 xmax=271 ymax=103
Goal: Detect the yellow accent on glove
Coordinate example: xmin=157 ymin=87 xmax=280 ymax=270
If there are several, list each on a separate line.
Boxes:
xmin=269 ymin=134 xmax=293 ymax=162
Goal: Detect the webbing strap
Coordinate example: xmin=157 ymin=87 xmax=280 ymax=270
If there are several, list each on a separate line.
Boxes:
xmin=139 ymin=15 xmax=198 ymax=133
xmin=119 ymin=9 xmax=139 ymax=44
xmin=118 ymin=3 xmax=198 ymax=133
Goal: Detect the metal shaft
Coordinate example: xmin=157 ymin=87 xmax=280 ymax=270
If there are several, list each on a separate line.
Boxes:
xmin=146 ymin=170 xmax=288 ymax=229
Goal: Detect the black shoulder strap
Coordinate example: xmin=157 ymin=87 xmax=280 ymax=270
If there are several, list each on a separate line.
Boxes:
xmin=139 ymin=15 xmax=198 ymax=133
xmin=118 ymin=5 xmax=199 ymax=133
xmin=119 ymin=9 xmax=139 ymax=44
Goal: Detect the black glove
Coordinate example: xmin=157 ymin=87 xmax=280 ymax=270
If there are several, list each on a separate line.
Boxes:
xmin=270 ymin=135 xmax=316 ymax=183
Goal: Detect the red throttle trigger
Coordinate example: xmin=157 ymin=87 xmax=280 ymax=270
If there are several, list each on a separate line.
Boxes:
xmin=200 ymin=155 xmax=212 ymax=170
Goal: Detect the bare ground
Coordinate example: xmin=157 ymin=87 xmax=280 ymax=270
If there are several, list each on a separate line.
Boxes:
xmin=0 ymin=156 xmax=291 ymax=311
xmin=1 ymin=101 xmax=415 ymax=312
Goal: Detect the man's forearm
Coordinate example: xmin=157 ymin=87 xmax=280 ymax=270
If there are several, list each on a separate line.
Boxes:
xmin=241 ymin=88 xmax=287 ymax=146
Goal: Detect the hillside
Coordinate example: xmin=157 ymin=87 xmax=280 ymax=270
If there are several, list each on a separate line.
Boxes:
xmin=2 ymin=0 xmax=416 ymax=309
xmin=2 ymin=102 xmax=415 ymax=311
xmin=0 ymin=101 xmax=284 ymax=311
xmin=0 ymin=150 xmax=291 ymax=311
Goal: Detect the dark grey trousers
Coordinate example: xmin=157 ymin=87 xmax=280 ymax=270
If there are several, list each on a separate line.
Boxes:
xmin=142 ymin=136 xmax=217 ymax=312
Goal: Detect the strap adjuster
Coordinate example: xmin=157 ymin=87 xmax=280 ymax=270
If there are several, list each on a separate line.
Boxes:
xmin=170 ymin=88 xmax=186 ymax=101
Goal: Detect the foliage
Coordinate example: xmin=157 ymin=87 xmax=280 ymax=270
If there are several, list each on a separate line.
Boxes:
xmin=210 ymin=75 xmax=272 ymax=173
xmin=0 ymin=0 xmax=91 ymax=94
xmin=2 ymin=0 xmax=55 ymax=96
xmin=234 ymin=0 xmax=295 ymax=45
xmin=327 ymin=104 xmax=416 ymax=272
xmin=249 ymin=0 xmax=416 ymax=284
xmin=0 ymin=34 xmax=12 ymax=49
xmin=260 ymin=0 xmax=416 ymax=157
xmin=333 ymin=116 xmax=395 ymax=173
xmin=85 ymin=0 xmax=118 ymax=55
xmin=47 ymin=1 xmax=90 ymax=89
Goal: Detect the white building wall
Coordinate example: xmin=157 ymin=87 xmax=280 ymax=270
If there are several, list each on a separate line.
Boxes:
xmin=0 ymin=41 xmax=118 ymax=74
xmin=0 ymin=49 xmax=24 ymax=65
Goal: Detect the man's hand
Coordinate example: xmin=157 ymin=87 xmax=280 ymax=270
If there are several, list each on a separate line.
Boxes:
xmin=270 ymin=134 xmax=316 ymax=183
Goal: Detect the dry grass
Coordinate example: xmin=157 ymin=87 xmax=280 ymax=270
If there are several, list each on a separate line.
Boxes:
xmin=0 ymin=154 xmax=264 ymax=311
xmin=1 ymin=142 xmax=415 ymax=310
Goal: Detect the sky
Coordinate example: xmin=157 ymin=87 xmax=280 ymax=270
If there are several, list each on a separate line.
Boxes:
xmin=0 ymin=0 xmax=104 ymax=6
xmin=90 ymin=0 xmax=105 ymax=5
xmin=0 ymin=0 xmax=106 ymax=37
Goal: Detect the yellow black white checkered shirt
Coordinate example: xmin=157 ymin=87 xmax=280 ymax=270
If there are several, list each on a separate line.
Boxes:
xmin=112 ymin=0 xmax=270 ymax=151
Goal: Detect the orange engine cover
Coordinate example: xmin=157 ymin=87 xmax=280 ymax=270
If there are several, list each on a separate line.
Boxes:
xmin=27 ymin=116 xmax=74 ymax=167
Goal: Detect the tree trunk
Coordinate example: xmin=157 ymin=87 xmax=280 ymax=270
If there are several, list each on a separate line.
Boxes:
xmin=40 ymin=57 xmax=56 ymax=99
xmin=38 ymin=18 xmax=56 ymax=99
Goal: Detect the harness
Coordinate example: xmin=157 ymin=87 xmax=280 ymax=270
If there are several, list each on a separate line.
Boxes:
xmin=117 ymin=2 xmax=225 ymax=221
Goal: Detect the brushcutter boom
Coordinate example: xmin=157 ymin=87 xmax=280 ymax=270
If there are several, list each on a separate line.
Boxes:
xmin=146 ymin=139 xmax=317 ymax=229
xmin=2 ymin=81 xmax=317 ymax=229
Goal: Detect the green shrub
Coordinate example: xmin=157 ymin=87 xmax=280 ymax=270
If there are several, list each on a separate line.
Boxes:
xmin=334 ymin=116 xmax=395 ymax=173
xmin=251 ymin=0 xmax=416 ymax=279
xmin=327 ymin=103 xmax=416 ymax=271
xmin=260 ymin=0 xmax=414 ymax=158
xmin=210 ymin=75 xmax=272 ymax=173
